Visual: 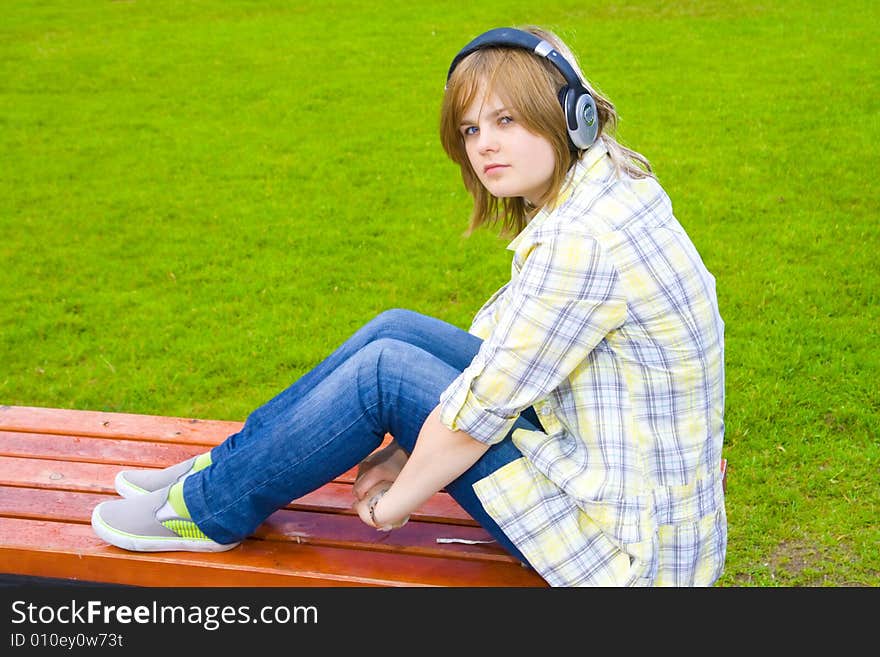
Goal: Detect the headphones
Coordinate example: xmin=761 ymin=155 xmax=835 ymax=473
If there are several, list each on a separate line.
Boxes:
xmin=446 ymin=27 xmax=600 ymax=151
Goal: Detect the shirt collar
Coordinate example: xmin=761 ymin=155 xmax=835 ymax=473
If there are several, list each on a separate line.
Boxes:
xmin=506 ymin=140 xmax=610 ymax=252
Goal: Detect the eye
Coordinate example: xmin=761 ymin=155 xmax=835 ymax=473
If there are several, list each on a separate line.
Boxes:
xmin=461 ymin=125 xmax=478 ymax=137
xmin=499 ymin=115 xmax=514 ymax=126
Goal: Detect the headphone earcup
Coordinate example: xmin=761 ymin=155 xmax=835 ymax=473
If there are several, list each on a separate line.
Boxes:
xmin=557 ymin=85 xmax=569 ymax=109
xmin=560 ymin=87 xmax=599 ymax=151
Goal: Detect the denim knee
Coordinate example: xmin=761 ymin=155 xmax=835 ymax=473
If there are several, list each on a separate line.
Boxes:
xmin=352 ymin=336 xmax=416 ymax=389
xmin=364 ymin=308 xmax=422 ymax=338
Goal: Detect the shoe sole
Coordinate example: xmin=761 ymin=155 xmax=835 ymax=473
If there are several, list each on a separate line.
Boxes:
xmin=91 ymin=503 xmax=241 ymax=553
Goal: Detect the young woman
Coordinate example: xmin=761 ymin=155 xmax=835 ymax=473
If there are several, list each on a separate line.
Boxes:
xmin=92 ymin=26 xmax=727 ymax=587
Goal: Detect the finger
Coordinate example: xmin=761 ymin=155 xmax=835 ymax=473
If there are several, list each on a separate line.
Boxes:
xmin=352 ymin=469 xmax=386 ymax=500
xmin=355 ymin=457 xmax=375 ymax=481
xmin=352 ymin=475 xmax=368 ymax=500
xmin=352 ymin=499 xmax=369 ymax=526
xmin=353 ymin=496 xmax=377 ymax=528
xmin=352 ymin=468 xmax=372 ymax=499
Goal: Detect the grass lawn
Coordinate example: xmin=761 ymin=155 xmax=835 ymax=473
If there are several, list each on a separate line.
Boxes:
xmin=1 ymin=0 xmax=877 ymax=586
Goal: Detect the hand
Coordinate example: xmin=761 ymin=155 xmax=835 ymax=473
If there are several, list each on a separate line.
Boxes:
xmin=352 ymin=481 xmax=409 ymax=531
xmin=352 ymin=440 xmax=408 ymax=501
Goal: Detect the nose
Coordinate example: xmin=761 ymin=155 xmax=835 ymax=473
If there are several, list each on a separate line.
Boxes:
xmin=476 ymin=125 xmax=499 ymax=154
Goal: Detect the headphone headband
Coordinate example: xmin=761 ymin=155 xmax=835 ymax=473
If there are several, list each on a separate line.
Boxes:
xmin=445 ymin=27 xmax=599 ymax=150
xmin=446 ymin=27 xmax=585 ymax=96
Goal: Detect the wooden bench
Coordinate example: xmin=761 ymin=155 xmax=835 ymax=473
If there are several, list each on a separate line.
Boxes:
xmin=0 ymin=405 xmax=727 ymax=587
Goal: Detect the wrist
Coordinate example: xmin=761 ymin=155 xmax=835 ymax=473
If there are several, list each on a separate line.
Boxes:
xmin=368 ymin=490 xmax=389 ymax=530
xmin=368 ymin=489 xmax=409 ymax=531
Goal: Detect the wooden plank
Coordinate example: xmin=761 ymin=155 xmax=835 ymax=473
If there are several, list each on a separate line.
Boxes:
xmin=0 ymin=455 xmax=475 ymax=524
xmin=0 ymin=485 xmax=110 ymax=523
xmin=0 ymin=405 xmax=240 ymax=445
xmin=0 ymin=485 xmax=513 ymax=562
xmin=257 ymin=509 xmax=508 ymax=561
xmin=0 ymin=455 xmax=113 ymax=495
xmin=0 ymin=428 xmax=389 ymax=485
xmin=0 ymin=406 xmax=395 ymax=465
xmin=0 ymin=517 xmax=546 ymax=587
xmin=0 ymin=430 xmax=204 ymax=467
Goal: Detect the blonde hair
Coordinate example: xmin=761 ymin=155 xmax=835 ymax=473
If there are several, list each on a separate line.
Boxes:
xmin=440 ymin=26 xmax=654 ymax=237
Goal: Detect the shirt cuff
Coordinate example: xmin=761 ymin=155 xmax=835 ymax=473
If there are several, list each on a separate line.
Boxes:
xmin=438 ymin=372 xmax=518 ymax=445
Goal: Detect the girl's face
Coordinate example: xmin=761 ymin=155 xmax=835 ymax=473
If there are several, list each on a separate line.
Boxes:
xmin=459 ymin=85 xmax=557 ymax=206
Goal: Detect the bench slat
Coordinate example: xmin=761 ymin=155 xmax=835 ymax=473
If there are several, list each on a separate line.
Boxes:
xmin=0 ymin=430 xmax=205 ymax=468
xmin=0 ymin=518 xmax=546 ymax=587
xmin=0 ymin=429 xmax=385 ymax=485
xmin=0 ymin=485 xmax=512 ymax=562
xmin=0 ymin=405 xmax=240 ymax=445
xmin=0 ymin=455 xmax=474 ymax=524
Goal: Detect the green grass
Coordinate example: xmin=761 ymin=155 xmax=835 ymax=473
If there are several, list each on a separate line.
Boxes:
xmin=1 ymin=0 xmax=877 ymax=586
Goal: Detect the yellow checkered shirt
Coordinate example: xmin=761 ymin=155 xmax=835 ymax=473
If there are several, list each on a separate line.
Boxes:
xmin=439 ymin=142 xmax=727 ymax=586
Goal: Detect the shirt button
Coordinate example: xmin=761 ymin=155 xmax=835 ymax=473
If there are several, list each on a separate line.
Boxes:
xmin=540 ymin=406 xmax=552 ymax=417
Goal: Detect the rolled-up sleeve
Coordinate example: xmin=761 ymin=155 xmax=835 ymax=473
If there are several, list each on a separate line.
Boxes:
xmin=438 ymin=232 xmax=627 ymax=445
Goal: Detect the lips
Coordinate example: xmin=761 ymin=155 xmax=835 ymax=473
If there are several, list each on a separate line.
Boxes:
xmin=483 ymin=164 xmax=508 ymax=175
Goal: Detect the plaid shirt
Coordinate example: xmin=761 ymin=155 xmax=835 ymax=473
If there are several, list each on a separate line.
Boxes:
xmin=438 ymin=142 xmax=727 ymax=586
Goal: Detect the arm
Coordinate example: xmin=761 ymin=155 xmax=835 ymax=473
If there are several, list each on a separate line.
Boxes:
xmin=354 ymin=405 xmax=489 ymax=529
xmin=437 ymin=235 xmax=627 ymax=446
xmin=358 ymin=236 xmax=624 ymax=529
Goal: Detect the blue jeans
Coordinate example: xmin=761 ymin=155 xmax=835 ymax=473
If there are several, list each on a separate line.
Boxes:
xmin=183 ymin=309 xmax=540 ymax=565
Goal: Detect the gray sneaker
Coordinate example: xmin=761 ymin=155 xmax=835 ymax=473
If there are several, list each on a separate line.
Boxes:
xmin=115 ymin=456 xmax=201 ymax=498
xmin=91 ymin=485 xmax=240 ymax=553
